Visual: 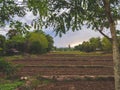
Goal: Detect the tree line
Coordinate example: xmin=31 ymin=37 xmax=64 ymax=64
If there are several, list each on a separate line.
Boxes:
xmin=74 ymin=37 xmax=120 ymax=53
xmin=0 ymin=30 xmax=54 ymax=56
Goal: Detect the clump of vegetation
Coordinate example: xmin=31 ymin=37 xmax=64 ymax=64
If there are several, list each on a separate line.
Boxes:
xmin=26 ymin=31 xmax=49 ymax=54
xmin=19 ymin=76 xmax=54 ymax=90
xmin=0 ymin=58 xmax=17 ymax=77
xmin=74 ymin=37 xmax=116 ymax=53
xmin=0 ymin=80 xmax=24 ymax=90
xmin=0 ymin=30 xmax=54 ymax=56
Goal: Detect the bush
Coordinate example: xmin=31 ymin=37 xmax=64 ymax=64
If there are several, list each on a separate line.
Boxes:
xmin=0 ymin=48 xmax=3 ymax=56
xmin=29 ymin=41 xmax=43 ymax=54
xmin=0 ymin=59 xmax=16 ymax=76
xmin=27 ymin=31 xmax=48 ymax=54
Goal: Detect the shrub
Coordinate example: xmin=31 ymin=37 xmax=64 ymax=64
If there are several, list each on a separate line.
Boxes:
xmin=29 ymin=41 xmax=42 ymax=54
xmin=0 ymin=48 xmax=3 ymax=56
xmin=0 ymin=59 xmax=16 ymax=76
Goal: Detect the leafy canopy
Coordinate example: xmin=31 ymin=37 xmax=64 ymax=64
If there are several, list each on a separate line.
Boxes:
xmin=27 ymin=0 xmax=120 ymax=37
xmin=0 ymin=0 xmax=26 ymax=27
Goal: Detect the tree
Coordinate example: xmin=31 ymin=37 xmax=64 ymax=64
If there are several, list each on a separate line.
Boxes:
xmin=89 ymin=37 xmax=102 ymax=50
xmin=27 ymin=0 xmax=120 ymax=90
xmin=82 ymin=41 xmax=94 ymax=52
xmin=0 ymin=0 xmax=120 ymax=89
xmin=101 ymin=37 xmax=112 ymax=52
xmin=74 ymin=44 xmax=83 ymax=51
xmin=26 ymin=31 xmax=48 ymax=54
xmin=5 ymin=35 xmax=25 ymax=55
xmin=6 ymin=21 xmax=30 ymax=39
xmin=46 ymin=34 xmax=54 ymax=52
xmin=6 ymin=29 xmax=20 ymax=39
xmin=0 ymin=34 xmax=6 ymax=55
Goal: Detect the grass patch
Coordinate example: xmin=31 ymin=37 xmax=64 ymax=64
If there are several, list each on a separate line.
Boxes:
xmin=52 ymin=51 xmax=85 ymax=55
xmin=0 ymin=80 xmax=24 ymax=90
xmin=3 ymin=55 xmax=24 ymax=61
xmin=18 ymin=76 xmax=54 ymax=90
xmin=51 ymin=51 xmax=112 ymax=56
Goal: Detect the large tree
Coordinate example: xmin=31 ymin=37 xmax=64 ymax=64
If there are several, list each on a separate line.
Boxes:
xmin=0 ymin=0 xmax=120 ymax=89
xmin=27 ymin=0 xmax=120 ymax=90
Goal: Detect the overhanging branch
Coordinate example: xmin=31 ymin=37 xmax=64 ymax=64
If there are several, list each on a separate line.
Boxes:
xmin=98 ymin=26 xmax=112 ymax=43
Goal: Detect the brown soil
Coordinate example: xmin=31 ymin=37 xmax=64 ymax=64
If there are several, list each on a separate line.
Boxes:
xmin=36 ymin=80 xmax=114 ymax=90
xmin=9 ymin=54 xmax=115 ymax=90
xmin=18 ymin=66 xmax=113 ymax=76
xmin=11 ymin=59 xmax=113 ymax=66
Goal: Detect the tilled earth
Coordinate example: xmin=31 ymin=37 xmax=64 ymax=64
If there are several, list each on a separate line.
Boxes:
xmin=10 ymin=53 xmax=115 ymax=90
xmin=36 ymin=80 xmax=114 ymax=90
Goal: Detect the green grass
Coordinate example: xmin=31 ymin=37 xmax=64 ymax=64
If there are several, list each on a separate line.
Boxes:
xmin=51 ymin=51 xmax=112 ymax=56
xmin=3 ymin=55 xmax=24 ymax=61
xmin=3 ymin=54 xmax=42 ymax=61
xmin=52 ymin=51 xmax=85 ymax=54
xmin=2 ymin=51 xmax=112 ymax=61
xmin=0 ymin=81 xmax=24 ymax=90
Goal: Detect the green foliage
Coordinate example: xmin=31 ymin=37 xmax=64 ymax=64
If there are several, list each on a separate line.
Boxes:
xmin=0 ymin=0 xmax=26 ymax=27
xmin=0 ymin=34 xmax=6 ymax=55
xmin=74 ymin=41 xmax=94 ymax=52
xmin=101 ymin=37 xmax=112 ymax=52
xmin=0 ymin=81 xmax=24 ymax=90
xmin=82 ymin=41 xmax=94 ymax=52
xmin=5 ymin=30 xmax=54 ymax=55
xmin=28 ymin=0 xmax=120 ymax=36
xmin=0 ymin=48 xmax=3 ymax=56
xmin=29 ymin=41 xmax=42 ymax=54
xmin=9 ymin=21 xmax=30 ymax=35
xmin=28 ymin=0 xmax=49 ymax=30
xmin=6 ymin=29 xmax=20 ymax=39
xmin=74 ymin=37 xmax=112 ymax=52
xmin=27 ymin=31 xmax=48 ymax=54
xmin=6 ymin=35 xmax=25 ymax=53
xmin=0 ymin=34 xmax=6 ymax=47
xmin=46 ymin=34 xmax=54 ymax=52
xmin=29 ymin=32 xmax=48 ymax=49
xmin=89 ymin=37 xmax=102 ymax=51
xmin=0 ymin=58 xmax=16 ymax=76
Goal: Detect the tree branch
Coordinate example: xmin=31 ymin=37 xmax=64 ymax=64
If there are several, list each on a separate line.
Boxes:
xmin=98 ymin=26 xmax=112 ymax=43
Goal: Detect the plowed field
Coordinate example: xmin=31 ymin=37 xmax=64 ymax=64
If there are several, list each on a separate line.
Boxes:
xmin=10 ymin=53 xmax=115 ymax=90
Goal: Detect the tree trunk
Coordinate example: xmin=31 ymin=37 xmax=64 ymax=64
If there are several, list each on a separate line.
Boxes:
xmin=110 ymin=23 xmax=120 ymax=90
xmin=102 ymin=0 xmax=120 ymax=90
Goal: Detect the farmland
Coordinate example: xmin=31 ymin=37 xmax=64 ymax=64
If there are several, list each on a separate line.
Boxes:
xmin=8 ymin=52 xmax=115 ymax=90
